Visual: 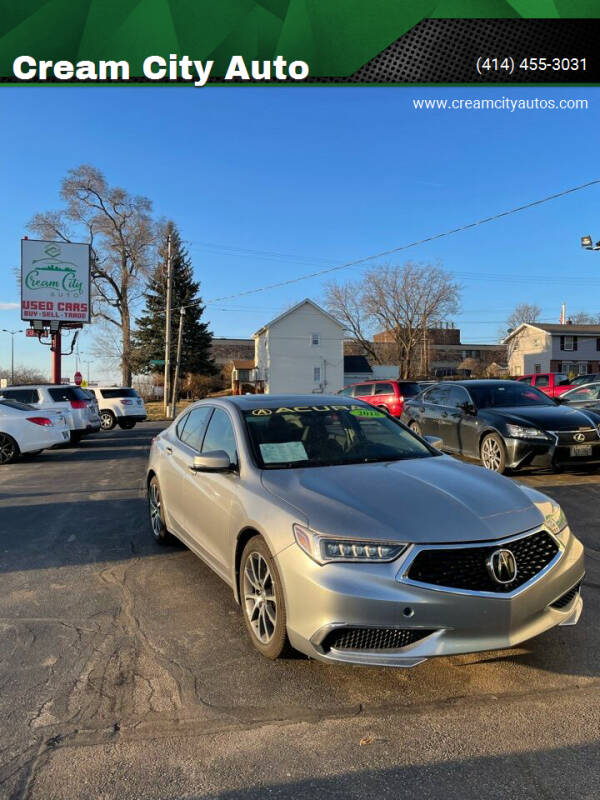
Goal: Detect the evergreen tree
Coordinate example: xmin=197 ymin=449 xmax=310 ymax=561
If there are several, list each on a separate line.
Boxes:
xmin=132 ymin=221 xmax=216 ymax=383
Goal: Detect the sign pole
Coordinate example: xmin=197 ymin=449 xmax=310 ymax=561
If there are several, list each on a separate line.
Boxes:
xmin=51 ymin=330 xmax=62 ymax=384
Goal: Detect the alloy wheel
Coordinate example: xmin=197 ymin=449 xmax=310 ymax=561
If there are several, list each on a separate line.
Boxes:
xmin=100 ymin=412 xmax=114 ymax=430
xmin=243 ymin=552 xmax=277 ymax=644
xmin=481 ymin=437 xmax=502 ymax=471
xmin=0 ymin=434 xmax=16 ymax=465
xmin=149 ymin=482 xmax=162 ymax=537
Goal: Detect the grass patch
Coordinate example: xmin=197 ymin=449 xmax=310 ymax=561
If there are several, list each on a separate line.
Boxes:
xmin=145 ymin=399 xmax=194 ymax=421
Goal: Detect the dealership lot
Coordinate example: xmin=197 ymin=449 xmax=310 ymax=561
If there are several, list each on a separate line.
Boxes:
xmin=0 ymin=423 xmax=599 ymax=799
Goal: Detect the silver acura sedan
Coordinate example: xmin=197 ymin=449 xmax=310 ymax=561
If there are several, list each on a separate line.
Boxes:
xmin=146 ymin=394 xmax=584 ymax=667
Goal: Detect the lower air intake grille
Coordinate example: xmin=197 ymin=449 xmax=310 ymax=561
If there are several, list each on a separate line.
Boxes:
xmin=322 ymin=627 xmax=434 ymax=652
xmin=406 ymin=530 xmax=559 ymax=593
xmin=551 ymin=582 xmax=581 ymax=609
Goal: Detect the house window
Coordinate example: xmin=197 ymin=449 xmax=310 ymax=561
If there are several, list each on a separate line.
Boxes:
xmin=596 ymin=338 xmax=600 ymax=351
xmin=534 ymin=364 xmax=541 ymax=374
xmin=311 ymin=333 xmax=320 ymax=347
xmin=564 ymin=335 xmax=574 ymax=351
xmin=313 ymin=366 xmax=321 ymax=383
xmin=578 ymin=363 xmax=588 ymax=375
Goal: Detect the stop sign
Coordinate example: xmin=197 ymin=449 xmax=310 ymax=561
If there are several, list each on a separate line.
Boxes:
xmin=74 ymin=371 xmax=83 ymax=386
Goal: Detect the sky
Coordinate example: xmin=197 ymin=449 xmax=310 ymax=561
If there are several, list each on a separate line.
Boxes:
xmin=1 ymin=86 xmax=600 ymax=382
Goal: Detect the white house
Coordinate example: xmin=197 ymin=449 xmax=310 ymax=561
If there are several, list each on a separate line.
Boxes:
xmin=503 ymin=322 xmax=600 ymax=377
xmin=253 ymin=299 xmax=345 ymax=394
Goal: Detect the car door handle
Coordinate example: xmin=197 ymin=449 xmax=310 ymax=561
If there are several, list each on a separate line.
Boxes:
xmin=165 ymin=446 xmax=173 ymax=455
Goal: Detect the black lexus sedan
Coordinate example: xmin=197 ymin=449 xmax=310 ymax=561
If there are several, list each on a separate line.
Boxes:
xmin=401 ymin=379 xmax=600 ymax=473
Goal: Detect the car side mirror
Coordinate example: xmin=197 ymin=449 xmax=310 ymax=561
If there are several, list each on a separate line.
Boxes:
xmin=460 ymin=402 xmax=476 ymax=415
xmin=424 ymin=435 xmax=443 ymax=450
xmin=189 ymin=450 xmax=233 ymax=473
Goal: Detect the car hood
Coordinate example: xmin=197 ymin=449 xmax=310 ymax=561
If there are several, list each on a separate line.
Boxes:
xmin=261 ymin=455 xmax=542 ymax=544
xmin=482 ymin=404 xmax=598 ymax=429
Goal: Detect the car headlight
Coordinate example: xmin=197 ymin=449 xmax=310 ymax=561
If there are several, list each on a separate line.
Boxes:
xmin=545 ymin=503 xmax=569 ymax=541
xmin=293 ymin=523 xmax=407 ymax=565
xmin=505 ymin=424 xmax=550 ymax=440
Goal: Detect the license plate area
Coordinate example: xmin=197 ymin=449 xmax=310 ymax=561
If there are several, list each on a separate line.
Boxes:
xmin=570 ymin=444 xmax=592 ymax=457
xmin=62 ymin=431 xmax=70 ymax=440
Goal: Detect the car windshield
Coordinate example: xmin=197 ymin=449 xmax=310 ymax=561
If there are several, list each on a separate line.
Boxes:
xmin=0 ymin=398 xmax=35 ymax=411
xmin=242 ymin=403 xmax=435 ymax=468
xmin=468 ymin=383 xmax=555 ymax=409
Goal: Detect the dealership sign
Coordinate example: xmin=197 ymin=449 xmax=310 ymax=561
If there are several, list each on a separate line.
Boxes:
xmin=21 ymin=239 xmax=91 ymax=323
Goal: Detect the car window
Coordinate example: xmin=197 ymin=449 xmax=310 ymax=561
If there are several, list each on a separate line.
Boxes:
xmin=338 ymin=386 xmax=354 ymax=397
xmin=533 ymin=375 xmax=549 ymax=387
xmin=468 ymin=382 xmax=554 ymax=408
xmin=0 ymin=388 xmax=40 ymax=403
xmin=373 ymin=382 xmax=393 ymax=395
xmin=178 ymin=406 xmax=212 ymax=451
xmin=447 ymin=386 xmax=470 ymax=408
xmin=565 ymin=385 xmax=600 ymax=401
xmin=48 ymin=387 xmax=89 ymax=402
xmin=202 ymin=408 xmax=238 ymax=464
xmin=353 ymin=384 xmax=373 ymax=397
xmin=516 ymin=376 xmax=531 ymax=383
xmin=424 ymin=386 xmax=450 ymax=405
xmin=398 ymin=382 xmax=421 ymax=397
xmin=0 ymin=398 xmax=36 ymax=411
xmin=243 ymin=404 xmax=435 ymax=469
xmin=556 ymin=374 xmax=571 ymax=385
xmin=100 ymin=388 xmax=139 ymax=399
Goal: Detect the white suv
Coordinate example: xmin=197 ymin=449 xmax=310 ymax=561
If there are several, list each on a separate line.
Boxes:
xmin=0 ymin=385 xmax=101 ymax=443
xmin=90 ymin=387 xmax=147 ymax=430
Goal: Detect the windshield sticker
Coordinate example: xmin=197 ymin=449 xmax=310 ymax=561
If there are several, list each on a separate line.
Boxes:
xmin=350 ymin=408 xmax=386 ymax=418
xmin=251 ymin=405 xmax=351 ymax=416
xmin=259 ymin=441 xmax=308 ymax=463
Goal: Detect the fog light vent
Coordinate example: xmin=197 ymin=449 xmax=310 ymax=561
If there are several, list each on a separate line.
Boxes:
xmin=322 ymin=627 xmax=434 ymax=652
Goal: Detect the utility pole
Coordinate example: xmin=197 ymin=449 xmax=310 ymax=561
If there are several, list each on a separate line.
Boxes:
xmin=170 ymin=307 xmax=185 ymax=418
xmin=163 ymin=233 xmax=173 ymax=416
xmin=2 ymin=329 xmax=24 ymax=384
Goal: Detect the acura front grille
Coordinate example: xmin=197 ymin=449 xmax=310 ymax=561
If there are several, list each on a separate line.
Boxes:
xmin=405 ymin=530 xmax=559 ymax=594
xmin=321 ymin=627 xmax=434 ymax=652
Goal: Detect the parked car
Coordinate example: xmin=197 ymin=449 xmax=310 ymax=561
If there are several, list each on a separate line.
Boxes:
xmin=558 ymin=382 xmax=600 ymax=411
xmin=89 ymin=386 xmax=147 ymax=430
xmin=146 ymin=394 xmax=583 ymax=666
xmin=516 ymin=372 xmax=574 ymax=397
xmin=401 ymin=379 xmax=600 ymax=473
xmin=0 ymin=398 xmax=70 ymax=464
xmin=0 ymin=384 xmax=100 ymax=443
xmin=80 ymin=388 xmax=100 ymax=416
xmin=569 ymin=373 xmax=600 ymax=387
xmin=337 ymin=380 xmax=422 ymax=417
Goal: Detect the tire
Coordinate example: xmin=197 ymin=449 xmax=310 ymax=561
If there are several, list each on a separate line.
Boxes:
xmin=148 ymin=476 xmax=175 ymax=545
xmin=0 ymin=433 xmax=19 ymax=465
xmin=408 ymin=421 xmax=422 ymax=436
xmin=240 ymin=535 xmax=291 ymax=660
xmin=118 ymin=420 xmax=136 ymax=430
xmin=100 ymin=410 xmax=116 ymax=431
xmin=480 ymin=433 xmax=507 ymax=474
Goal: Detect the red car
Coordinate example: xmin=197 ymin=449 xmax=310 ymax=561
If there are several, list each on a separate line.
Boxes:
xmin=337 ymin=380 xmax=422 ymax=417
xmin=516 ymin=372 xmax=575 ymax=397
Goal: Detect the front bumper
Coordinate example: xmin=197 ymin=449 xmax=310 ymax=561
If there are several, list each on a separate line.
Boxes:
xmin=276 ymin=527 xmax=584 ymax=667
xmin=504 ymin=434 xmax=600 ymax=470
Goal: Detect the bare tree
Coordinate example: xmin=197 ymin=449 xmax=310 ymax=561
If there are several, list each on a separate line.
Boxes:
xmin=28 ymin=165 xmax=156 ymax=385
xmin=326 ymin=262 xmax=460 ymax=378
xmin=569 ymin=311 xmax=600 ymax=324
xmin=506 ymin=303 xmax=541 ymax=333
xmin=324 ymin=280 xmax=381 ymax=364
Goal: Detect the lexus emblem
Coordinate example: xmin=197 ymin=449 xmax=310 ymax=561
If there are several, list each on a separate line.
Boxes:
xmin=486 ymin=549 xmax=517 ymax=585
xmin=573 ymin=432 xmax=586 ymax=442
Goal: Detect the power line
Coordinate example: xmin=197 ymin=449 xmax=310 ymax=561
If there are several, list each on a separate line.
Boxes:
xmin=181 ymin=178 xmax=600 ymax=309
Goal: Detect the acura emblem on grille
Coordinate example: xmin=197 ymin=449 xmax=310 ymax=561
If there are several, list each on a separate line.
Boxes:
xmin=486 ymin=549 xmax=517 ymax=584
xmin=573 ymin=433 xmax=586 ymax=442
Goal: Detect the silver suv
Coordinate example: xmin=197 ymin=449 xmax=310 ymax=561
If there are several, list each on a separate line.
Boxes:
xmin=0 ymin=385 xmax=101 ymax=443
xmin=90 ymin=387 xmax=147 ymax=431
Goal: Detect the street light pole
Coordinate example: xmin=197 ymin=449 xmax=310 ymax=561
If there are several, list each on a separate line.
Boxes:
xmin=2 ymin=329 xmax=24 ymax=384
xmin=581 ymin=235 xmax=600 ymax=251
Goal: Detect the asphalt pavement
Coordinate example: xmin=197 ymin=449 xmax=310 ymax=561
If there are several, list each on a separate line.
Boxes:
xmin=0 ymin=423 xmax=599 ymax=799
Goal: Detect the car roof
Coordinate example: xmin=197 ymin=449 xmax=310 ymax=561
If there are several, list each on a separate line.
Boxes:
xmin=212 ymin=394 xmax=358 ymax=410
xmin=450 ymin=379 xmax=525 ymax=388
xmin=346 ymin=379 xmax=415 ymax=386
xmin=1 ymin=384 xmax=81 ymax=389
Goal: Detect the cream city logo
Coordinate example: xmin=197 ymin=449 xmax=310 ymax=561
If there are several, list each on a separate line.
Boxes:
xmin=24 ymin=244 xmax=84 ymax=296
